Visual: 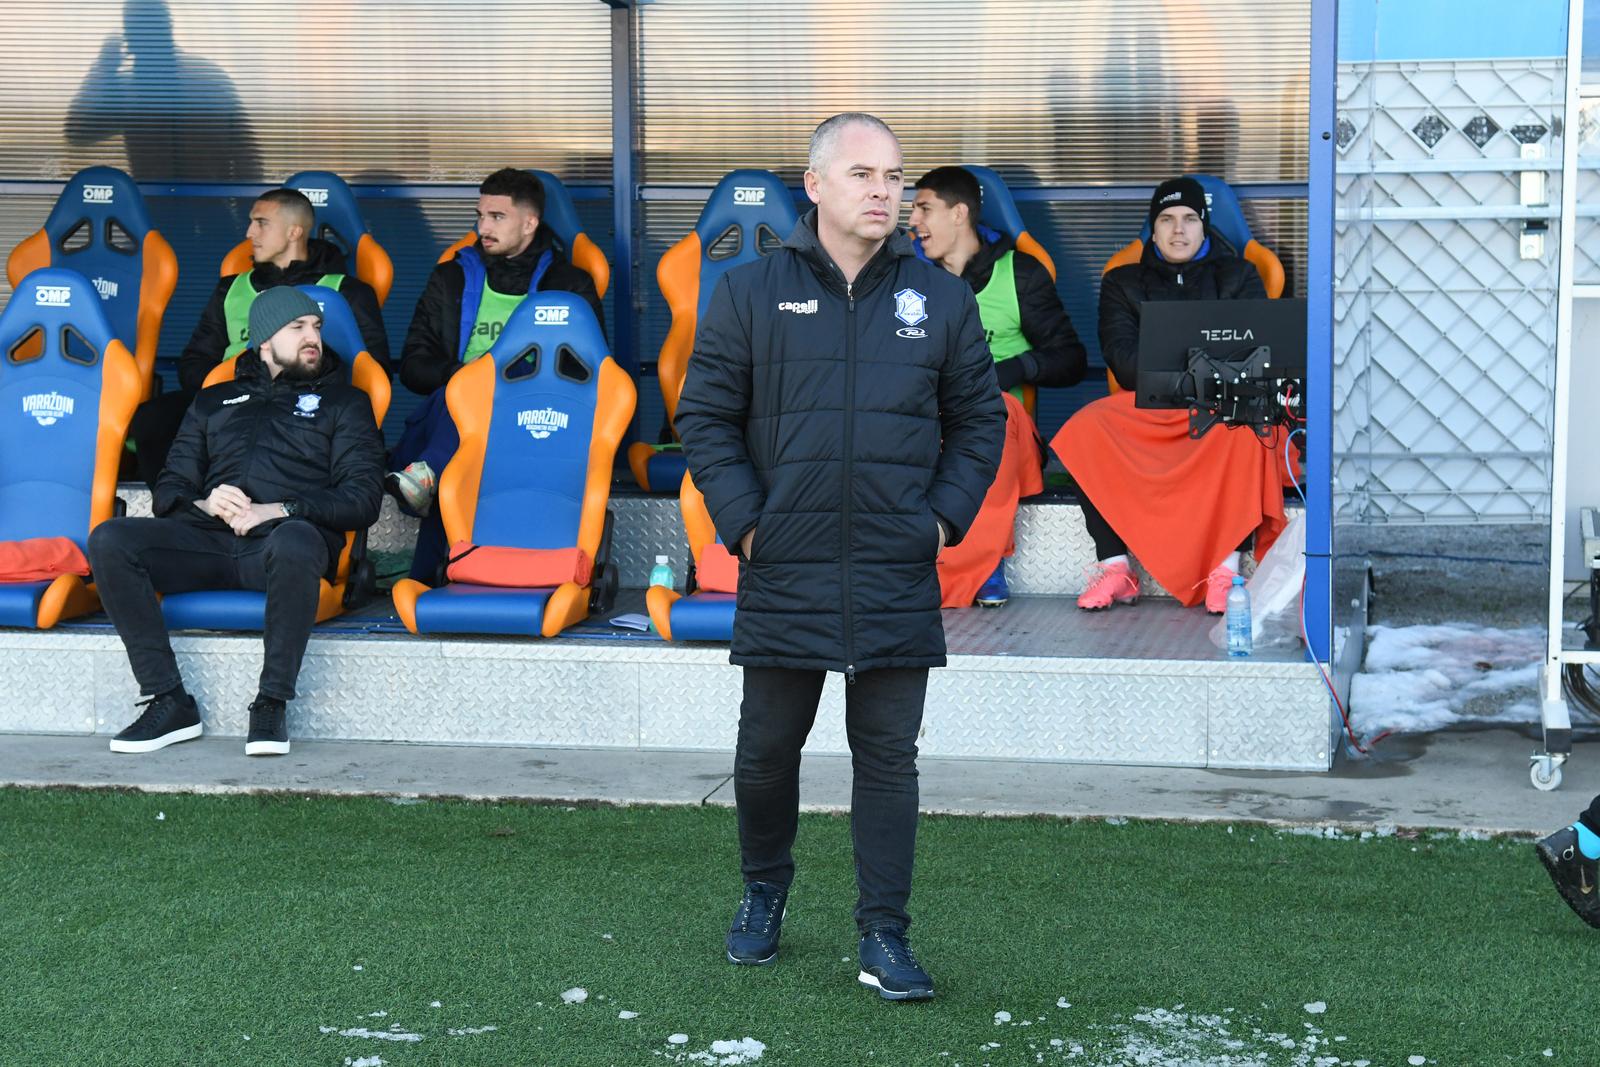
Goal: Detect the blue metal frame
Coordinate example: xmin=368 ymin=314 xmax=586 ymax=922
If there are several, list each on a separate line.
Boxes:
xmin=637 ymin=181 xmax=1309 ymax=203
xmin=1305 ymin=0 xmax=1337 ymax=664
xmin=0 ymin=180 xmax=613 ymax=201
xmin=610 ymin=1 xmax=637 ymax=385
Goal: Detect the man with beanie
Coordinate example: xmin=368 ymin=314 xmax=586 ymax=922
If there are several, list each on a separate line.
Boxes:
xmin=1536 ymin=801 xmax=1600 ymax=929
xmin=88 ymin=287 xmax=385 ymax=757
xmin=676 ymin=114 xmax=1004 ymax=1001
xmin=1051 ymin=176 xmax=1286 ymax=615
xmin=389 ymin=167 xmax=604 ymax=582
xmin=909 ymin=165 xmax=1086 ymax=607
xmin=126 ymin=187 xmax=389 ymax=487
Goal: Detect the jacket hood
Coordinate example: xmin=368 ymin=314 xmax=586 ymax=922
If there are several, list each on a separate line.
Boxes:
xmin=963 ymin=227 xmax=1017 ymax=281
xmin=251 ymin=237 xmax=348 ymax=284
xmin=785 ymin=208 xmax=915 ymax=293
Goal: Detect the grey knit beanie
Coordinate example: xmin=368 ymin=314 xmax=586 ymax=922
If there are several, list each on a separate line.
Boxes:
xmin=248 ymin=286 xmax=322 ymax=350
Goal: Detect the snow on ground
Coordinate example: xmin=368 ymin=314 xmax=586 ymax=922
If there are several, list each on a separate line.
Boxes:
xmin=1350 ymin=623 xmax=1541 ymax=735
xmin=561 ymin=986 xmax=589 ymax=1004
xmin=981 ymin=1002 xmax=1398 ymax=1066
xmin=655 ymin=1036 xmax=767 ymax=1065
xmin=342 ymin=1058 xmax=384 ymax=1067
xmin=318 ymin=1026 xmax=421 ymax=1043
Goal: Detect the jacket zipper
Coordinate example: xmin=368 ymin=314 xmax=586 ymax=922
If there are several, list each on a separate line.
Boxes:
xmin=843 ymin=279 xmax=857 ymax=685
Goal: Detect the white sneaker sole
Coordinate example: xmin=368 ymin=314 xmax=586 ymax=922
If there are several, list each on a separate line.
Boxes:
xmin=857 ymin=969 xmax=935 ymax=1001
xmin=109 ymin=722 xmax=202 ymax=754
xmin=245 ymin=739 xmax=291 ymax=757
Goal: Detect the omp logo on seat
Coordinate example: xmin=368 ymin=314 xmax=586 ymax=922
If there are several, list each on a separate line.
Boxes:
xmin=91 ymin=277 xmax=119 ymax=300
xmin=778 ymin=299 xmax=817 ymax=314
xmin=34 ymin=285 xmax=72 ymax=308
xmin=22 ymin=391 xmax=74 ymax=426
xmin=734 ymin=186 xmax=767 ymax=205
xmin=533 ymin=306 xmax=570 ymax=326
xmin=517 ymin=407 xmax=570 ymax=440
xmin=302 ymin=188 xmax=330 ymax=207
xmin=82 ymin=185 xmax=114 ymax=204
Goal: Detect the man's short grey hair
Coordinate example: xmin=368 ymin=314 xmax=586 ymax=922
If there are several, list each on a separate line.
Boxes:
xmin=808 ymin=112 xmax=899 ymax=173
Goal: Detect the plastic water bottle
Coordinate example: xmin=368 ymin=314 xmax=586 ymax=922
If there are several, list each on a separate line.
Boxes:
xmin=648 ymin=555 xmax=676 ymax=592
xmin=1226 ymin=575 xmax=1252 ymax=658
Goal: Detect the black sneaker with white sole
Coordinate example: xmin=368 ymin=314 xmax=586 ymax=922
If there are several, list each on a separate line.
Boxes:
xmin=858 ymin=925 xmax=935 ymax=1000
xmin=245 ymin=697 xmax=290 ymax=756
xmin=1534 ymin=824 xmax=1600 ymax=929
xmin=725 ymin=881 xmax=787 ymax=965
xmin=109 ymin=690 xmax=202 ymax=753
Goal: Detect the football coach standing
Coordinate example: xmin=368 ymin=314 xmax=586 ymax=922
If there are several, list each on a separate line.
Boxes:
xmin=675 ymin=112 xmax=1004 ymax=1001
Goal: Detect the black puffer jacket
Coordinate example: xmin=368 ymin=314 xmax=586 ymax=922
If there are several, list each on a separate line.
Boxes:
xmin=399 ymin=228 xmax=604 ymax=397
xmin=959 ymin=232 xmax=1087 ymax=392
xmin=676 ymin=211 xmax=1005 ymax=675
xmin=177 ymin=238 xmax=390 ymax=392
xmin=1098 ymin=237 xmax=1266 ymax=391
xmin=155 ymin=347 xmax=385 ymax=578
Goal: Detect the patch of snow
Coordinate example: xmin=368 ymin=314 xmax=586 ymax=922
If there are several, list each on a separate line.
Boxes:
xmin=318 ymin=1026 xmax=420 ymax=1043
xmin=1056 ymin=997 xmax=1071 ymax=1009
xmin=994 ymin=1011 xmax=1012 ymax=1025
xmin=343 ymin=1058 xmax=384 ymax=1067
xmin=429 ymin=1001 xmax=441 ymax=1008
xmin=1105 ymin=817 xmax=1128 ymax=826
xmin=353 ymin=965 xmax=364 ymax=971
xmin=619 ymin=1011 xmax=640 ymax=1020
xmin=156 ymin=812 xmax=165 ymax=821
xmin=447 ymin=1026 xmax=498 ymax=1036
xmin=1408 ymin=1057 xmax=1426 ymax=1065
xmin=367 ymin=1011 xmax=388 ymax=1018
xmin=602 ymin=933 xmax=614 ymax=940
xmin=561 ymin=987 xmax=588 ymax=1004
xmin=1351 ymin=624 xmax=1541 ymax=735
xmin=1544 ymin=1051 xmax=1555 ymax=1058
xmin=1304 ymin=1002 xmax=1327 ymax=1014
xmin=669 ymin=1034 xmax=690 ymax=1045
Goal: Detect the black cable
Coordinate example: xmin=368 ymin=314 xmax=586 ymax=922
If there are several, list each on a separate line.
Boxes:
xmin=1362 ymin=549 xmax=1544 ymax=568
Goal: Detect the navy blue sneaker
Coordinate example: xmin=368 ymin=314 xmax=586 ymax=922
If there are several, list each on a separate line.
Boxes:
xmin=858 ymin=926 xmax=935 ymax=1000
xmin=975 ymin=560 xmax=1009 ymax=608
xmin=725 ymin=881 xmax=787 ymax=965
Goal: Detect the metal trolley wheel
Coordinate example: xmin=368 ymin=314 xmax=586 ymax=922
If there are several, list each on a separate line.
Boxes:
xmin=1531 ymin=754 xmax=1566 ymax=792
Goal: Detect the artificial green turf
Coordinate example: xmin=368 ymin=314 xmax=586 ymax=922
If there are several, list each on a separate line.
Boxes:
xmin=1 ymin=787 xmax=1592 ymax=1066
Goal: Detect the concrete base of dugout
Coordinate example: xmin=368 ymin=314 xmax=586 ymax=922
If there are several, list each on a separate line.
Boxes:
xmin=0 ymin=485 xmax=1337 ymax=772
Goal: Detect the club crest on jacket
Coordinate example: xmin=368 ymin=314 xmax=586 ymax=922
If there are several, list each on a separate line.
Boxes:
xmin=894 ymin=288 xmax=928 ymax=327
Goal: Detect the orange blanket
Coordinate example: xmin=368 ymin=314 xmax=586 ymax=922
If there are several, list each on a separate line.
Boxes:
xmin=0 ymin=537 xmax=90 ymax=582
xmin=938 ymin=392 xmax=1043 ymax=607
xmin=1050 ymin=392 xmax=1290 ymax=608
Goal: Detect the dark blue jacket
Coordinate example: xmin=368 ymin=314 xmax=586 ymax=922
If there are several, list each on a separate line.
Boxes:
xmin=676 ymin=211 xmax=1005 ymax=674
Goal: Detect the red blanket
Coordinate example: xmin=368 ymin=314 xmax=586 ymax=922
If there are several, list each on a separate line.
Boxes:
xmin=938 ymin=392 xmax=1044 ymax=607
xmin=1051 ymin=392 xmax=1291 ymax=607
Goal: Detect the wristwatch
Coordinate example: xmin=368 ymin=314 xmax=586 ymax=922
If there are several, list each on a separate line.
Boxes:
xmin=280 ymin=500 xmax=299 ymax=518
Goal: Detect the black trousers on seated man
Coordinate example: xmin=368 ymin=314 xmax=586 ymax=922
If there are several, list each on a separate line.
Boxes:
xmin=735 ymin=666 xmax=928 ymax=932
xmin=88 ymin=517 xmax=330 ymax=701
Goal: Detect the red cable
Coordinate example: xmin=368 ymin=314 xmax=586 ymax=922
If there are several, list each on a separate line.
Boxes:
xmin=1299 ymin=574 xmax=1386 ymax=755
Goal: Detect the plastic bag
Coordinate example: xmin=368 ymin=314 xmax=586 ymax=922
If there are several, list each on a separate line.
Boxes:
xmin=1210 ymin=511 xmax=1306 ymax=651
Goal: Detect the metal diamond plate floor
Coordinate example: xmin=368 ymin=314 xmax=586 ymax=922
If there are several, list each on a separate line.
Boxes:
xmin=11 ymin=594 xmax=1333 ymax=771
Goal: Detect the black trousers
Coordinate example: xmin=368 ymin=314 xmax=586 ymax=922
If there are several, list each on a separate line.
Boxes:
xmin=87 ymin=517 xmax=330 ymax=701
xmin=127 ymin=390 xmax=197 ymax=489
xmin=734 ymin=665 xmax=928 ymax=934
